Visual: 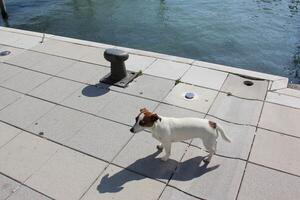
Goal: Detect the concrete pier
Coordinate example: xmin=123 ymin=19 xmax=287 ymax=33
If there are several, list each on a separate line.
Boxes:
xmin=0 ymin=27 xmax=299 ymax=200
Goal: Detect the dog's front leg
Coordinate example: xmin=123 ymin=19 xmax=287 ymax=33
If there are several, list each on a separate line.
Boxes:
xmin=156 ymin=143 xmax=163 ymax=151
xmin=160 ymin=142 xmax=171 ymax=161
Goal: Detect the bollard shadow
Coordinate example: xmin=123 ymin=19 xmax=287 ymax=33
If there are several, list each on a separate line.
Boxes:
xmin=81 ymin=82 xmax=111 ymax=97
xmin=97 ymin=150 xmax=219 ymax=193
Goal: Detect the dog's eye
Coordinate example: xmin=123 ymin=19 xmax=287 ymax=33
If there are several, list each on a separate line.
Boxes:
xmin=139 ymin=120 xmax=145 ymax=125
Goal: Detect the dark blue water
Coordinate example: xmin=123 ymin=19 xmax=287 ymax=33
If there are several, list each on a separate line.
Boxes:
xmin=1 ymin=0 xmax=300 ymax=82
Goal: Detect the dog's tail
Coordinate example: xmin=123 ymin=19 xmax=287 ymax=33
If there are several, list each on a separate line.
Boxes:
xmin=216 ymin=124 xmax=231 ymax=143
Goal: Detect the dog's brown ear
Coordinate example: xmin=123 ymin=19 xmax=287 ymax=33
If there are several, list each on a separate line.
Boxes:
xmin=140 ymin=108 xmax=149 ymax=113
xmin=150 ymin=113 xmax=161 ymax=122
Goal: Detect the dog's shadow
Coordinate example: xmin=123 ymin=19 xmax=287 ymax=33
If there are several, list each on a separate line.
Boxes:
xmin=97 ymin=150 xmax=219 ymax=193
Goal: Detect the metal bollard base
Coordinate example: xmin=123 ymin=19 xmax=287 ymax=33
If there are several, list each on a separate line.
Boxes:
xmin=100 ymin=70 xmax=138 ymax=88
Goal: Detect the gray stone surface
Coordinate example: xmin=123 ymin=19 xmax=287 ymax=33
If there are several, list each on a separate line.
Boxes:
xmin=29 ymin=77 xmax=84 ymax=103
xmin=61 ymin=85 xmax=117 ymax=115
xmin=0 ymin=174 xmax=20 ymax=200
xmin=57 ymin=61 xmax=109 ymax=84
xmin=258 ymin=103 xmax=300 ymax=137
xmin=0 ymin=46 xmax=24 ymax=62
xmin=82 ymin=165 xmax=165 ymax=200
xmin=7 ymin=186 xmax=51 ymax=200
xmin=275 ymin=88 xmax=300 ymax=98
xmin=238 ymin=163 xmax=300 ymax=200
xmin=110 ymin=75 xmax=174 ymax=101
xmin=0 ymin=96 xmax=55 ymax=129
xmin=26 ymin=148 xmax=107 ymax=200
xmin=98 ymin=92 xmax=158 ymax=125
xmin=79 ymin=47 xmax=110 ymax=66
xmin=6 ymin=50 xmax=75 ymax=75
xmin=66 ymin=117 xmax=133 ymax=162
xmin=0 ymin=63 xmax=22 ymax=83
xmin=27 ymin=106 xmax=93 ymax=143
xmin=221 ymin=74 xmax=269 ymax=100
xmin=27 ymin=53 xmax=75 ymax=75
xmin=160 ymin=186 xmax=199 ymax=200
xmin=181 ymin=66 xmax=228 ymax=90
xmin=163 ymin=83 xmax=218 ymax=113
xmin=125 ymin=54 xmax=156 ymax=72
xmin=0 ymin=132 xmax=59 ymax=182
xmin=144 ymin=59 xmax=190 ymax=80
xmin=271 ymin=78 xmax=288 ymax=90
xmin=169 ymin=146 xmax=246 ymax=200
xmin=1 ymin=69 xmax=51 ymax=93
xmin=154 ymin=103 xmax=205 ymax=119
xmin=250 ymin=129 xmax=300 ymax=176
xmin=266 ymin=92 xmax=300 ymax=109
xmin=0 ymin=87 xmax=22 ymax=110
xmin=0 ymin=122 xmax=21 ymax=148
xmin=113 ymin=132 xmax=188 ymax=182
xmin=208 ymin=93 xmax=263 ymax=125
xmin=5 ymin=50 xmax=45 ymax=69
xmin=32 ymin=39 xmax=92 ymax=60
xmin=192 ymin=116 xmax=255 ymax=159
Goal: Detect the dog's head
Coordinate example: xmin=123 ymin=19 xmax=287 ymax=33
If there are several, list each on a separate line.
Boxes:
xmin=130 ymin=108 xmax=161 ymax=133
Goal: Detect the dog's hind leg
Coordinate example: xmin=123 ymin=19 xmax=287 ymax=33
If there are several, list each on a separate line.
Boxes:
xmin=160 ymin=142 xmax=171 ymax=161
xmin=203 ymin=140 xmax=216 ymax=163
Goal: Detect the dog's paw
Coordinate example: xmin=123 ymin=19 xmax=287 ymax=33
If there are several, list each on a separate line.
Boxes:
xmin=160 ymin=156 xmax=169 ymax=162
xmin=203 ymin=157 xmax=211 ymax=164
xmin=156 ymin=144 xmax=163 ymax=151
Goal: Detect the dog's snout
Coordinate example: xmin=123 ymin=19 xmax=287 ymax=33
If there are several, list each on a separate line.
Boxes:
xmin=130 ymin=128 xmax=134 ymax=133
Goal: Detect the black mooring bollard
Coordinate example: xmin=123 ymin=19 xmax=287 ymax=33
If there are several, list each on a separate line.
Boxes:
xmin=0 ymin=0 xmax=8 ymax=20
xmin=100 ymin=48 xmax=138 ymax=88
xmin=104 ymin=49 xmax=129 ymax=82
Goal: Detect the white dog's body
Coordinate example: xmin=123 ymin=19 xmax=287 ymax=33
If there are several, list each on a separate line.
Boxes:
xmin=130 ymin=108 xmax=231 ymax=163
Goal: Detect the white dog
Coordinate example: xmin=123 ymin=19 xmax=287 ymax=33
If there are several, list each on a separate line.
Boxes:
xmin=130 ymin=108 xmax=231 ymax=163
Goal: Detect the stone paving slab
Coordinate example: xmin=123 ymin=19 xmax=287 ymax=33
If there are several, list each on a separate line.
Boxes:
xmin=27 ymin=106 xmax=93 ymax=143
xmin=221 ymin=74 xmax=269 ymax=100
xmin=237 ymin=163 xmax=300 ymax=200
xmin=125 ymin=54 xmax=156 ymax=72
xmin=98 ymin=92 xmax=158 ymax=125
xmin=169 ymin=146 xmax=245 ymax=200
xmin=110 ymin=74 xmax=174 ymax=102
xmin=181 ymin=66 xmax=228 ymax=90
xmin=250 ymin=129 xmax=300 ymax=176
xmin=160 ymin=186 xmax=199 ymax=200
xmin=0 ymin=87 xmax=22 ymax=111
xmin=0 ymin=174 xmax=20 ymax=200
xmin=0 ymin=96 xmax=55 ymax=129
xmin=271 ymin=78 xmax=289 ymax=90
xmin=4 ymin=51 xmax=46 ymax=69
xmin=144 ymin=59 xmax=190 ymax=80
xmin=5 ymin=50 xmax=75 ymax=75
xmin=32 ymin=39 xmax=92 ymax=60
xmin=192 ymin=116 xmax=255 ymax=159
xmin=26 ymin=147 xmax=107 ymax=200
xmin=82 ymin=165 xmax=165 ymax=200
xmin=0 ymin=122 xmax=21 ymax=148
xmin=0 ymin=69 xmax=51 ymax=93
xmin=208 ymin=92 xmax=263 ymax=126
xmin=154 ymin=103 xmax=205 ymax=119
xmin=29 ymin=77 xmax=84 ymax=103
xmin=61 ymin=85 xmax=117 ymax=115
xmin=266 ymin=92 xmax=300 ymax=109
xmin=0 ymin=31 xmax=42 ymax=49
xmin=163 ymin=83 xmax=218 ymax=113
xmin=275 ymin=88 xmax=300 ymax=98
xmin=57 ymin=61 xmax=110 ymax=84
xmin=258 ymin=102 xmax=300 ymax=137
xmin=79 ymin=47 xmax=110 ymax=66
xmin=0 ymin=46 xmax=24 ymax=62
xmin=6 ymin=185 xmax=51 ymax=200
xmin=0 ymin=63 xmax=23 ymax=83
xmin=66 ymin=117 xmax=133 ymax=162
xmin=0 ymin=132 xmax=59 ymax=182
xmin=113 ymin=132 xmax=188 ymax=182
